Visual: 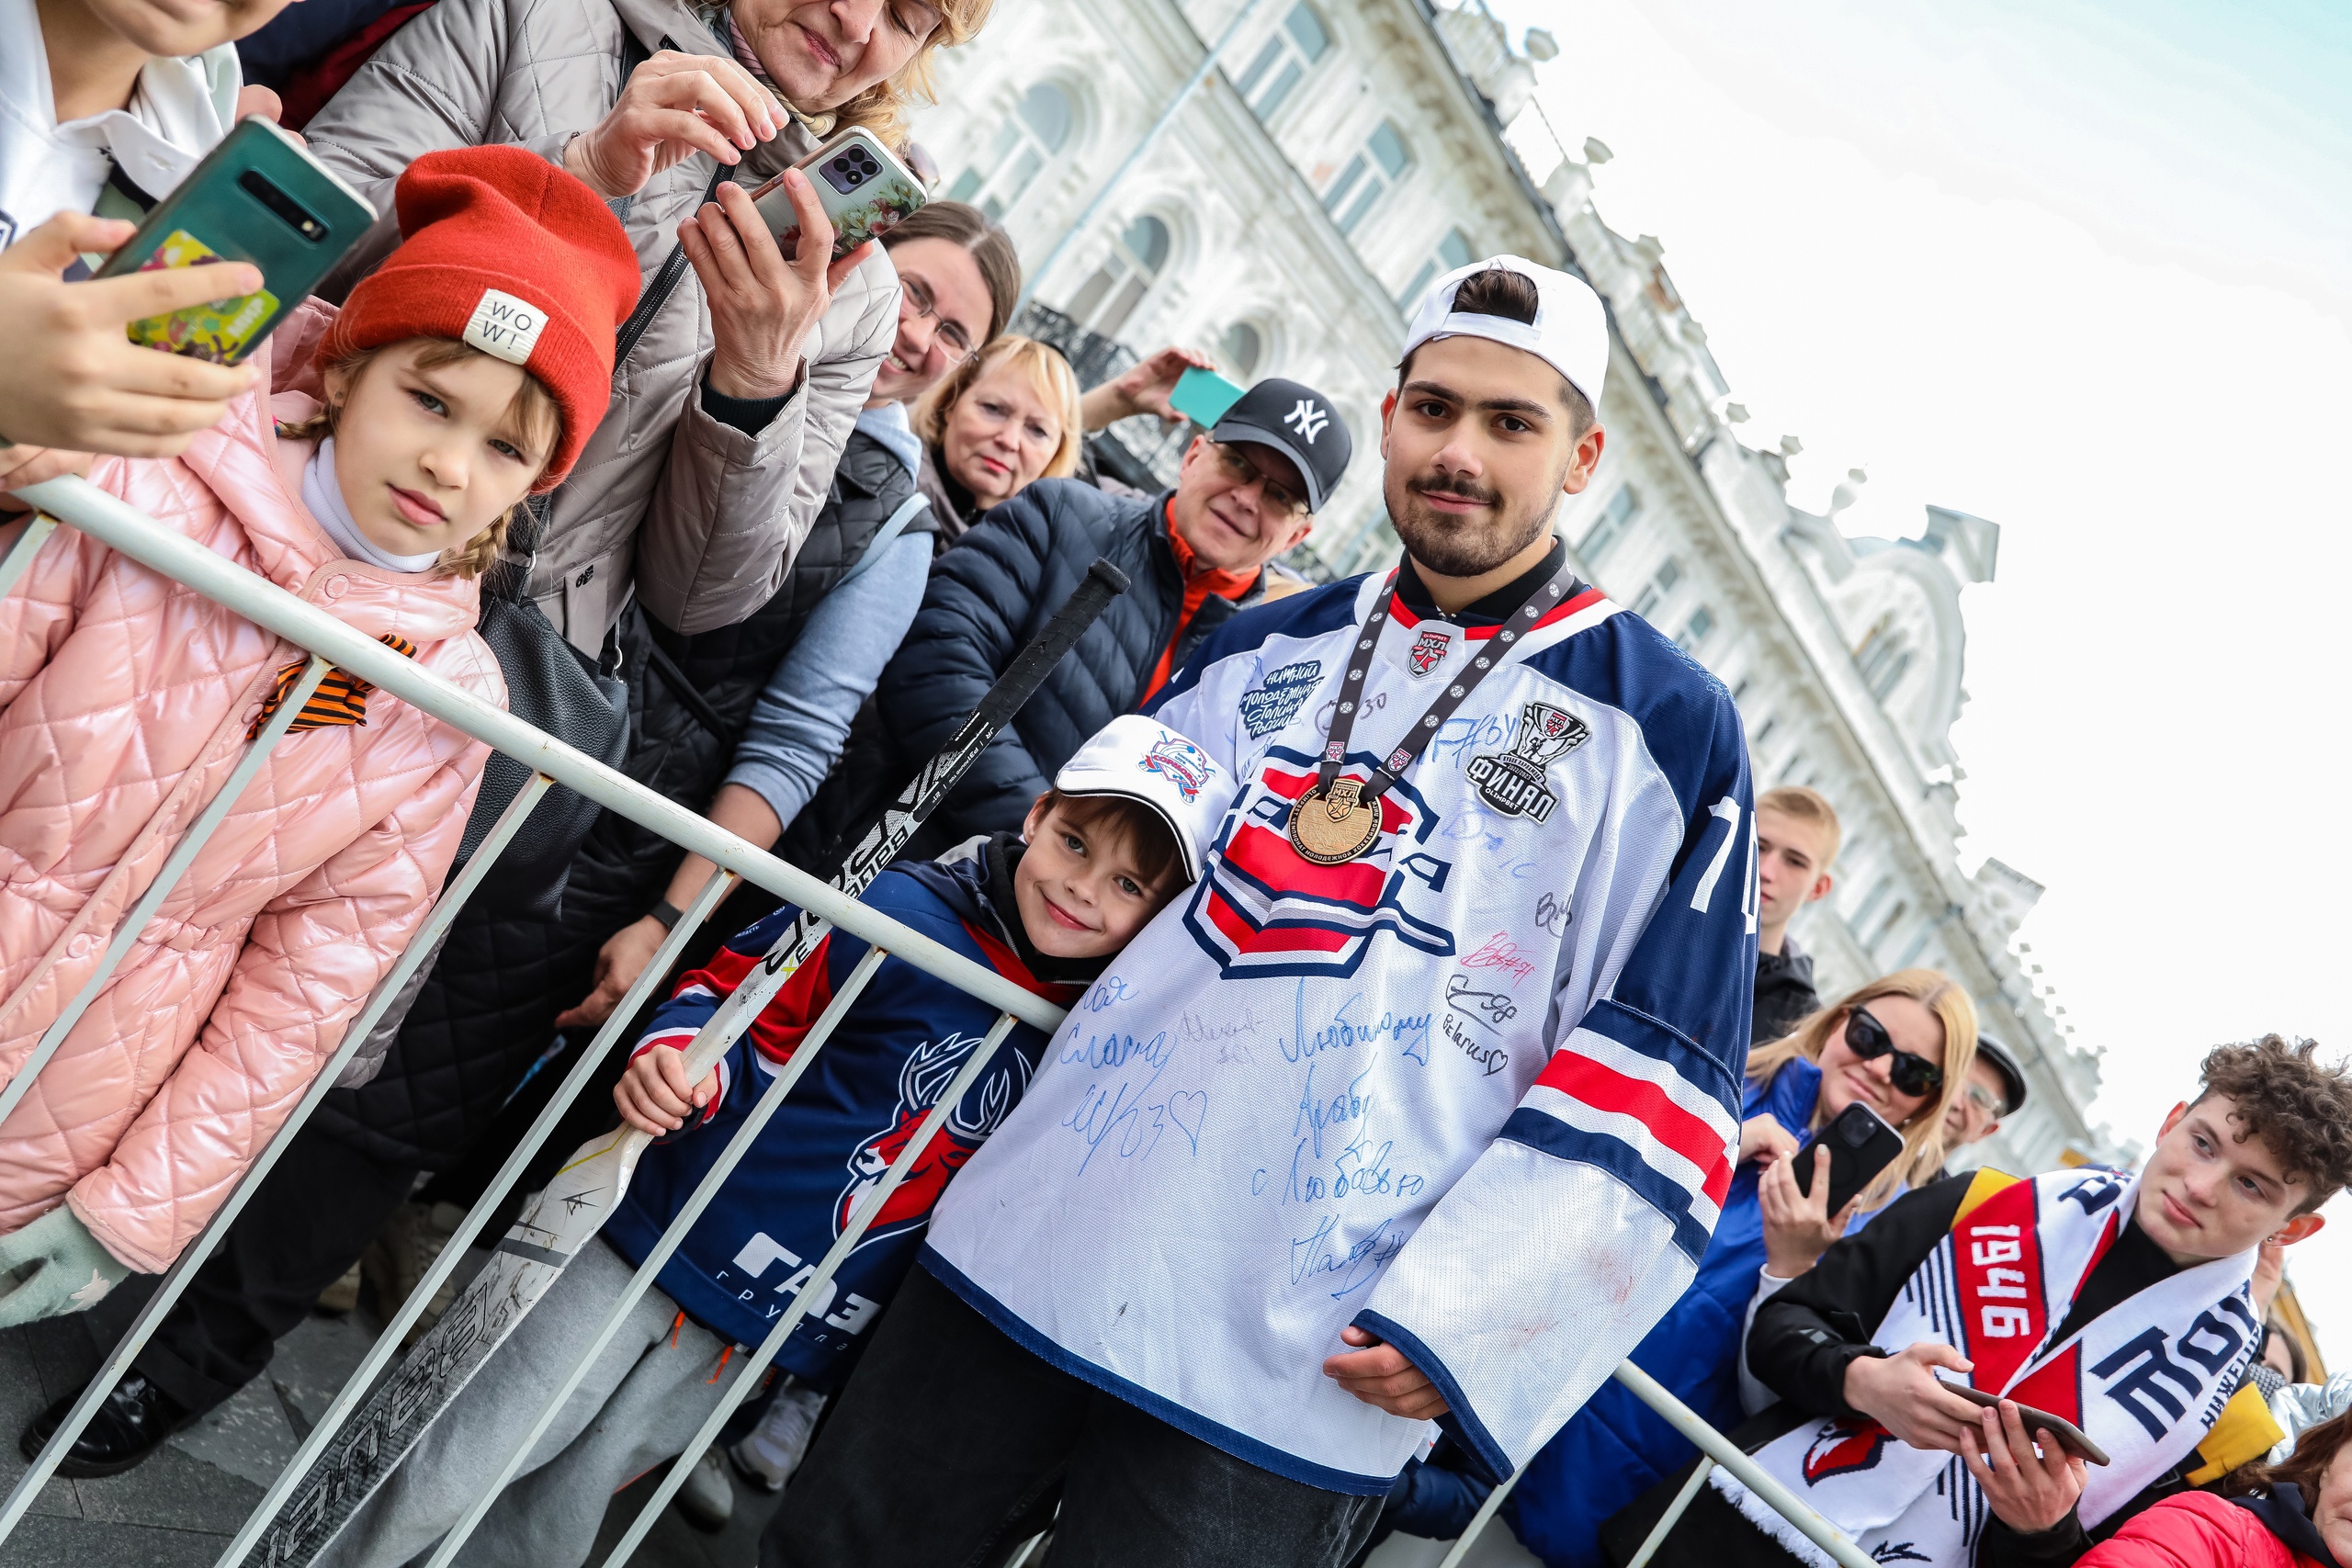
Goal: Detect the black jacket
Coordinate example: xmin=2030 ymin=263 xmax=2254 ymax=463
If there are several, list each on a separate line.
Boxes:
xmin=1607 ymin=1176 xmax=2190 ymax=1568
xmin=783 ymin=479 xmax=1263 ymax=873
xmin=1751 ymin=938 xmax=1821 ymax=1044
xmin=314 ymin=433 xmax=927 ymax=1166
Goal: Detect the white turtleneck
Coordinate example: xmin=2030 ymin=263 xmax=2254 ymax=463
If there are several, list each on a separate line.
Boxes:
xmin=303 ymin=438 xmax=442 ymax=573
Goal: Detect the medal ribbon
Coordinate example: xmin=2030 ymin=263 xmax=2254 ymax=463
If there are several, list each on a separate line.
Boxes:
xmin=1311 ymin=558 xmax=1585 ymax=808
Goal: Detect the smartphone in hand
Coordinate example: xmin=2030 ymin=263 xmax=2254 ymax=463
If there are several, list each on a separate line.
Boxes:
xmin=1791 ymin=1101 xmax=1905 ymax=1217
xmin=1934 ymin=1375 xmax=2112 ymax=1465
xmin=750 ymin=128 xmax=927 ymax=263
xmin=1168 ymin=367 xmax=1246 ymax=428
xmin=92 ymin=118 xmax=375 ymax=365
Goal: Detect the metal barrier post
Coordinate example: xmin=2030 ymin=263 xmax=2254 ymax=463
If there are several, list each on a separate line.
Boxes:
xmin=208 ymin=866 xmax=741 ymax=1568
xmin=1435 ymin=1467 xmax=1521 ymax=1568
xmin=1609 ymin=1363 xmax=1875 ymax=1568
xmin=591 ymin=1011 xmax=1024 ymax=1568
xmin=0 ymin=657 xmax=329 ymax=1116
xmin=0 ymin=775 xmax=552 ymax=1545
xmin=1627 ymin=1458 xmax=1715 ymax=1568
xmin=0 ymin=513 xmax=59 ymax=601
xmin=417 ymin=945 xmax=894 ymax=1568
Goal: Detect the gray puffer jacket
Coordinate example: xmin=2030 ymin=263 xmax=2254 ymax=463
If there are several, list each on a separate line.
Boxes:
xmin=303 ymin=0 xmax=898 ymax=651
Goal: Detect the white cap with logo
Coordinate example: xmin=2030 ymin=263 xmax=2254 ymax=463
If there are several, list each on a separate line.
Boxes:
xmin=1401 ymin=254 xmax=1610 ymax=412
xmin=1052 ymin=715 xmax=1229 ymax=884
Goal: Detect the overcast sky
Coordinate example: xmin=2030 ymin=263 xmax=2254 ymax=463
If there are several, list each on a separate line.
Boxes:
xmin=1490 ymin=0 xmax=2352 ymax=1359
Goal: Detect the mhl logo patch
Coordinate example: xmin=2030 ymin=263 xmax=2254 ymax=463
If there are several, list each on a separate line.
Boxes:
xmin=1184 ymin=744 xmax=1454 ymax=979
xmin=1408 ymin=626 xmax=1451 ymax=677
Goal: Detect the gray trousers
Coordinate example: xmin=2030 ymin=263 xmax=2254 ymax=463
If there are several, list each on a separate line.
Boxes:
xmin=319 ymin=1235 xmax=733 ymax=1568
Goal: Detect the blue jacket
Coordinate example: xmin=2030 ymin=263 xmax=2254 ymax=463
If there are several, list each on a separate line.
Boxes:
xmin=1510 ymin=1058 xmax=1824 ymax=1568
xmin=603 ymin=855 xmax=1077 ymax=1389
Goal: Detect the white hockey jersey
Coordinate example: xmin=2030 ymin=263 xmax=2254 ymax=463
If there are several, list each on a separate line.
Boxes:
xmin=924 ymin=556 xmax=1758 ymax=1493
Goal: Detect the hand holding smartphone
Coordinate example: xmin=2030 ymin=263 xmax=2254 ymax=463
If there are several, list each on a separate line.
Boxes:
xmin=92 ymin=118 xmax=375 ymax=365
xmin=749 ymin=128 xmax=927 ymax=263
xmin=1935 ymin=1375 xmax=2111 ymax=1465
xmin=1791 ymin=1101 xmax=1905 ymax=1217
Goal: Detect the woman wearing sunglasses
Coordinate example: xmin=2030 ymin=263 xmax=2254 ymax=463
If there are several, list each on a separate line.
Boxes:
xmin=1513 ymin=970 xmax=1979 ymax=1568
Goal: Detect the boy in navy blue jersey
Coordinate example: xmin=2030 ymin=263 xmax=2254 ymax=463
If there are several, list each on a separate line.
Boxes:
xmin=311 ymin=716 xmax=1224 ymax=1568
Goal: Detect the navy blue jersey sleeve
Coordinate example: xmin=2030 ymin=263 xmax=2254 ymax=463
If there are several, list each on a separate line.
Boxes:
xmin=1356 ymin=665 xmax=1757 ymax=1483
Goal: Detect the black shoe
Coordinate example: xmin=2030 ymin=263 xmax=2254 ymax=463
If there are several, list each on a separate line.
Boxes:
xmin=20 ymin=1372 xmax=196 ymax=1479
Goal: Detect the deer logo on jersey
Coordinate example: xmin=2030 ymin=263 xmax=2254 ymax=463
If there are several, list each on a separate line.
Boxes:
xmin=1802 ymin=1419 xmax=1894 ymax=1484
xmin=834 ymin=1030 xmax=1030 ymax=1246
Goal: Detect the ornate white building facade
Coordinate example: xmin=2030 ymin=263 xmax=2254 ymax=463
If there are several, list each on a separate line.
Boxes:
xmin=910 ymin=0 xmax=2128 ymax=1171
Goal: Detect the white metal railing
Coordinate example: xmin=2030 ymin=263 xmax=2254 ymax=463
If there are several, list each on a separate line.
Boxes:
xmin=0 ymin=477 xmax=1873 ymax=1568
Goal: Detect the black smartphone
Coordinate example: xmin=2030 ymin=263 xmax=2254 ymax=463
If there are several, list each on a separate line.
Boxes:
xmin=1936 ymin=1376 xmax=2111 ymax=1465
xmin=91 ymin=118 xmax=375 ymax=364
xmin=1790 ymin=1101 xmax=1904 ymax=1216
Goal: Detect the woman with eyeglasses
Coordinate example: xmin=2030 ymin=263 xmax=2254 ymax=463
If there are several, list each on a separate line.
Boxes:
xmin=1510 ymin=971 xmax=1979 ymax=1568
xmin=910 ymin=335 xmax=1087 ymax=544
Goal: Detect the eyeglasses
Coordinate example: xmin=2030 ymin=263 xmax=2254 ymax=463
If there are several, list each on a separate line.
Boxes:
xmin=901 ymin=275 xmax=976 ymax=365
xmin=1963 ymin=1083 xmax=2005 ymax=1118
xmin=1845 ymin=1007 xmax=1945 ymax=1099
xmin=1210 ymin=440 xmax=1311 ymax=519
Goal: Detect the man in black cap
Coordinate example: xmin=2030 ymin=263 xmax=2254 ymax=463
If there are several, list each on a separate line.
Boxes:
xmin=782 ymin=376 xmax=1355 ymax=865
xmin=1940 ymin=1034 xmax=2028 ymax=1170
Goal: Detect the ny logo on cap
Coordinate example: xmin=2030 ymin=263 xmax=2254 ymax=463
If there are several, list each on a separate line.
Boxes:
xmin=1284 ymin=399 xmax=1329 ymax=445
xmin=463 ymin=288 xmax=547 ymax=366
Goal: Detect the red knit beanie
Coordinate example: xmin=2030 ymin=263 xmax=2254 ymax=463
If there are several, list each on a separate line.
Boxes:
xmin=322 ymin=146 xmax=641 ymax=491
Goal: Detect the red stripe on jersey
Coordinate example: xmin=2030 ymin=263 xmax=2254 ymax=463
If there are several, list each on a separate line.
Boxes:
xmin=744 ymin=938 xmax=837 ymax=1066
xmin=1534 ymin=1050 xmax=1734 ymax=1206
xmin=1385 ymin=585 xmax=1605 ymax=640
xmin=2006 ymin=1342 xmax=2085 ymax=1428
xmin=1224 ymin=822 xmax=1387 ymax=906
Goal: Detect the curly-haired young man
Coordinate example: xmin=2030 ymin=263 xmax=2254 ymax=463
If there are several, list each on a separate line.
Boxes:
xmin=1612 ymin=1034 xmax=2352 ymax=1568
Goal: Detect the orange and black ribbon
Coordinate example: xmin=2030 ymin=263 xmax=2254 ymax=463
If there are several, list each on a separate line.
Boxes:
xmin=248 ymin=634 xmax=418 ymax=739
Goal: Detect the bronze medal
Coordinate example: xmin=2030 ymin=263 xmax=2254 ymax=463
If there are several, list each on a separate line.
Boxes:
xmin=1288 ymin=778 xmax=1381 ymax=865
xmin=1285 ymin=558 xmax=1585 ymax=870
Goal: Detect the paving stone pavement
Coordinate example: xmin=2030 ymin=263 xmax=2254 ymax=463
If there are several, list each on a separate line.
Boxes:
xmin=0 ymin=1264 xmax=777 ymax=1568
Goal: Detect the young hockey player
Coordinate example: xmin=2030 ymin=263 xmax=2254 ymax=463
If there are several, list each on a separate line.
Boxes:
xmin=306 ymin=714 xmax=1224 ymax=1568
xmin=764 ymin=254 xmax=1758 ymax=1568
xmin=1607 ymin=1033 xmax=2352 ymax=1568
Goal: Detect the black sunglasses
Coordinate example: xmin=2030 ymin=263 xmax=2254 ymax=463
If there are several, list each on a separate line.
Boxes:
xmin=1845 ymin=1007 xmax=1944 ymax=1099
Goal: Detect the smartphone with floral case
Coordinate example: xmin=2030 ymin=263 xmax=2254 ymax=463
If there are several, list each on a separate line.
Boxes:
xmin=750 ymin=127 xmax=927 ymax=262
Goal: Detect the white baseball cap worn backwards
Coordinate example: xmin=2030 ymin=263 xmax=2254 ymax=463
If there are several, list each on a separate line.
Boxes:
xmin=1402 ymin=254 xmax=1611 ymax=412
xmin=1053 ymin=715 xmax=1228 ymax=885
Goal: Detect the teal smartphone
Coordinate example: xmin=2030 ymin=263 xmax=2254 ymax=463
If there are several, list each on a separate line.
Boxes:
xmin=1170 ymin=367 xmax=1246 ymax=428
xmin=751 ymin=127 xmax=928 ymax=262
xmin=92 ymin=117 xmax=376 ymax=365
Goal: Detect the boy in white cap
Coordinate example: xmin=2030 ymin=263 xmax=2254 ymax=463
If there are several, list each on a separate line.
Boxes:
xmin=303 ymin=715 xmax=1219 ymax=1568
xmin=765 ymin=258 xmax=1758 ymax=1568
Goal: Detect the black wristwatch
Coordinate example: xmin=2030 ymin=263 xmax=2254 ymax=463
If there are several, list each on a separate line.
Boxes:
xmin=648 ymin=899 xmax=685 ymax=931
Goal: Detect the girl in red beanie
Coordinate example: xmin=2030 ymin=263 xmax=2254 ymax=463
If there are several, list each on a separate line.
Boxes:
xmin=0 ymin=147 xmax=637 ymax=1325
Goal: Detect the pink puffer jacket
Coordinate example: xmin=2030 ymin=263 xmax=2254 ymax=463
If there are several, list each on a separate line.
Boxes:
xmin=0 ymin=302 xmax=504 ymax=1272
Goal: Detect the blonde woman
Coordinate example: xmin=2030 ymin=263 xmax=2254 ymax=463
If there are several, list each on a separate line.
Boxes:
xmin=911 ymin=334 xmax=1085 ymax=542
xmin=1513 ymin=969 xmax=1979 ymax=1568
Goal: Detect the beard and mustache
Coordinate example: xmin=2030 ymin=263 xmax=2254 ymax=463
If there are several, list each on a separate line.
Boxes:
xmin=1385 ymin=463 xmax=1566 ymax=579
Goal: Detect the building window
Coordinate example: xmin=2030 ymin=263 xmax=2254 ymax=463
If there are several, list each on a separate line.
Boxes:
xmin=1064 ymin=214 xmax=1171 ymax=338
xmin=1871 ymin=900 xmax=1910 ymax=951
xmin=1749 ymin=715 xmax=1778 ymax=751
xmin=1324 ymin=120 xmax=1412 ymax=236
xmin=1577 ymin=483 xmax=1638 ymax=564
xmin=1677 ymin=606 xmax=1715 ymax=651
xmin=1232 ymin=3 xmax=1331 ymax=122
xmin=1399 ymin=227 xmax=1476 ymax=310
xmin=1220 ymin=321 xmax=1263 ymax=380
xmin=1852 ymin=615 xmax=1912 ymax=701
xmin=945 ymin=82 xmax=1072 ymax=220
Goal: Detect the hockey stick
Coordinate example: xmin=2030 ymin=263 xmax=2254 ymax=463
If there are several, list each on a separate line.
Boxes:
xmin=241 ymin=558 xmax=1128 ymax=1568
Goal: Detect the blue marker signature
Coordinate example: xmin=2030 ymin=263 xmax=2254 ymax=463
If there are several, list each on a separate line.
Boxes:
xmin=1288 ymin=1215 xmax=1408 ymax=1299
